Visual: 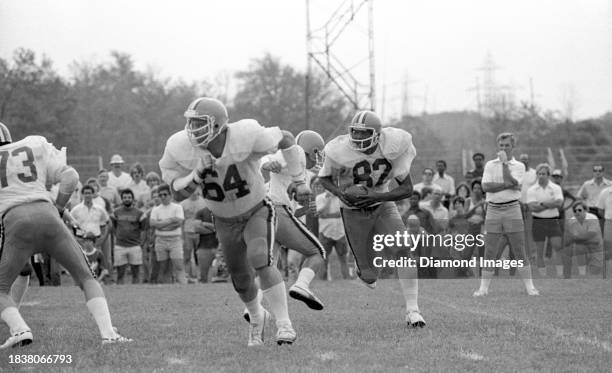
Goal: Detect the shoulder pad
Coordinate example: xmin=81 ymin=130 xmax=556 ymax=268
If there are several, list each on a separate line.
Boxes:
xmin=379 ymin=127 xmax=414 ymax=159
xmin=323 ymin=135 xmax=358 ymax=165
xmin=225 ymin=119 xmax=280 ymax=163
xmin=164 ymin=131 xmax=197 ymax=162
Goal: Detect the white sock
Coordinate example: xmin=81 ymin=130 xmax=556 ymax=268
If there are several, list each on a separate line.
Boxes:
xmin=517 ymin=266 xmax=536 ymax=291
xmin=556 ymin=265 xmax=564 ymax=277
xmin=11 ymin=275 xmax=30 ymax=307
xmin=1 ymin=306 xmax=30 ymax=334
xmin=578 ymin=266 xmax=587 ymax=276
xmin=397 ymin=278 xmax=419 ymax=312
xmin=86 ymin=297 xmax=116 ymax=339
xmin=262 ymin=283 xmax=291 ymax=327
xmin=295 ymin=268 xmax=315 ymax=288
xmin=244 ymin=289 xmax=264 ymax=323
xmin=479 ymin=271 xmax=493 ymax=292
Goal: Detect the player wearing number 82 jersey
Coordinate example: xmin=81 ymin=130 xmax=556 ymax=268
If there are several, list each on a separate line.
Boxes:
xmin=159 ymin=97 xmax=309 ymax=346
xmin=318 ymin=110 xmax=426 ymax=327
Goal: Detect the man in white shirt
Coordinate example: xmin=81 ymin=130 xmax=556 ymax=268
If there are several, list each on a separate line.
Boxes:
xmin=107 ymin=154 xmax=132 ymax=191
xmin=596 ymin=184 xmax=612 ymax=278
xmin=526 ymin=163 xmax=564 ymax=277
xmin=71 ymin=185 xmax=110 ymax=253
xmin=150 ymin=184 xmax=186 ymax=284
xmin=580 ymin=164 xmax=612 ymax=230
xmin=433 ymin=160 xmax=455 ymax=207
xmin=473 ymin=132 xmax=539 ymax=297
xmin=413 ymin=168 xmax=435 ymax=194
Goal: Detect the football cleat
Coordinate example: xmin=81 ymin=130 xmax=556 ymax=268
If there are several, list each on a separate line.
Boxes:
xmin=472 ymin=289 xmax=488 ymax=297
xmin=289 ymin=283 xmax=324 ymax=310
xmin=275 ymin=323 xmax=297 ymax=345
xmin=0 ymin=330 xmax=32 ymax=349
xmin=526 ymin=288 xmax=540 ymax=296
xmin=102 ymin=330 xmax=133 ymax=345
xmin=248 ymin=310 xmax=271 ymax=347
xmin=406 ymin=311 xmax=426 ymax=328
xmin=359 ymin=277 xmax=377 ymax=290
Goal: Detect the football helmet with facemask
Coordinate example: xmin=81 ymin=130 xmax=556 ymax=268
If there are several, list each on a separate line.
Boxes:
xmin=0 ymin=122 xmax=12 ymax=145
xmin=348 ymin=110 xmax=382 ymax=151
xmin=296 ymin=130 xmax=325 ymax=170
xmin=184 ymin=97 xmax=229 ymax=148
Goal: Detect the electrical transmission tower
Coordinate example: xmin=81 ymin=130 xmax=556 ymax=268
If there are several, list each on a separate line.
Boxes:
xmin=305 ymin=0 xmax=376 ymax=129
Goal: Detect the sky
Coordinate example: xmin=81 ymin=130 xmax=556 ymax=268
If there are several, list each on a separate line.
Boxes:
xmin=1 ymin=0 xmax=611 ymax=120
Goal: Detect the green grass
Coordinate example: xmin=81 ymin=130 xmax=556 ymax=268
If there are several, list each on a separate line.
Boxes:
xmin=1 ymin=278 xmax=611 ymax=372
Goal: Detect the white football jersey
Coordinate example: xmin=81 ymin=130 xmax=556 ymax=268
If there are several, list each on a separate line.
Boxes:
xmin=159 ymin=119 xmax=283 ymax=218
xmin=262 ymin=147 xmax=307 ymax=207
xmin=0 ymin=135 xmax=67 ymax=215
xmin=319 ymin=127 xmax=416 ymax=208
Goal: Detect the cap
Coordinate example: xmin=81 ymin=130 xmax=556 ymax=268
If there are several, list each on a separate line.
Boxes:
xmin=551 ymin=169 xmax=563 ymax=177
xmin=110 ymin=154 xmax=124 ymax=164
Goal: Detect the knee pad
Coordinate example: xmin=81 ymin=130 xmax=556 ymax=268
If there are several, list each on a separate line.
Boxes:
xmin=19 ymin=263 xmax=33 ymax=277
xmin=231 ymin=271 xmax=253 ymax=294
xmin=246 ymin=237 xmax=271 ymax=269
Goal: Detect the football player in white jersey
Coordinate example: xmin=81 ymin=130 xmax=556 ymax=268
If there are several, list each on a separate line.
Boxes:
xmin=260 ymin=130 xmax=326 ymax=310
xmin=318 ymin=110 xmax=426 ymax=327
xmin=0 ymin=122 xmax=131 ymax=349
xmin=159 ymin=97 xmax=310 ymax=346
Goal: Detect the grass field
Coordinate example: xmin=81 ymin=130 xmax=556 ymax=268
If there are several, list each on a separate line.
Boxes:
xmin=1 ymin=278 xmax=611 ymax=372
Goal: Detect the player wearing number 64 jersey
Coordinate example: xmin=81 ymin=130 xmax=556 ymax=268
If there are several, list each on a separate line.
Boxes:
xmin=317 ymin=110 xmax=426 ymax=328
xmin=0 ymin=122 xmax=131 ymax=349
xmin=159 ymin=97 xmax=310 ymax=346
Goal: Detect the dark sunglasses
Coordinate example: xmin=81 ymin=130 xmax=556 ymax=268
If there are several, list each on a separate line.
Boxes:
xmin=574 ymin=208 xmax=584 ymax=212
xmin=159 ymin=193 xmax=170 ymax=197
xmin=593 ymin=168 xmax=604 ymax=172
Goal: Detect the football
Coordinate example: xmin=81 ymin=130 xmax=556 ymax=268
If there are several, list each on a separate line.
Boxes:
xmin=343 ymin=184 xmax=368 ymax=196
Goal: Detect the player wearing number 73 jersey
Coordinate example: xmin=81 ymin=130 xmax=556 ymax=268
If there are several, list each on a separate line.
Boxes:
xmin=0 ymin=122 xmax=131 ymax=349
xmin=159 ymin=97 xmax=310 ymax=346
xmin=317 ymin=110 xmax=426 ymax=328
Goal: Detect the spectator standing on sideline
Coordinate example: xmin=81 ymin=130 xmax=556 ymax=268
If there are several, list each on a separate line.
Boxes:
xmin=413 ymin=168 xmax=435 ymax=195
xmin=98 ymin=169 xmax=121 ymax=208
xmin=473 ymin=132 xmax=538 ymax=297
xmin=526 ymin=164 xmax=564 ymax=277
xmin=402 ymin=191 xmax=436 ymax=234
xmin=193 ymin=206 xmax=219 ymax=283
xmin=596 ymin=184 xmax=612 ymax=277
xmin=138 ymin=172 xmax=161 ymax=209
xmin=519 ymin=153 xmax=537 ymax=262
xmin=316 ymin=190 xmax=350 ymax=280
xmin=112 ymin=189 xmax=145 ymax=284
xmin=433 ymin=160 xmax=455 ymax=207
xmin=71 ymin=185 xmax=110 ymax=261
xmin=107 ymin=154 xmax=132 ymax=192
xmin=126 ymin=163 xmax=150 ymax=209
xmin=86 ymin=178 xmax=107 ymax=209
xmin=565 ymin=201 xmax=603 ymax=277
xmin=149 ymin=184 xmax=186 ymax=284
xmin=180 ymin=188 xmax=207 ymax=281
xmin=141 ymin=186 xmax=161 ymax=283
xmin=422 ymin=186 xmax=449 ymax=234
xmin=465 ymin=152 xmax=485 ymax=184
xmin=550 ymin=169 xmax=577 ymax=277
xmin=579 ymin=164 xmax=611 ymax=230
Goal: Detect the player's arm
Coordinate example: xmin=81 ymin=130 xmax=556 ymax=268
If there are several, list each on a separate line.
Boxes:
xmin=55 ymin=165 xmax=79 ymax=216
xmin=278 ymin=131 xmax=311 ymax=202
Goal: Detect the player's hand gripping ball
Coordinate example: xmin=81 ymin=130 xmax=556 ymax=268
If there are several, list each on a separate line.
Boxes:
xmin=342 ymin=184 xmax=368 ymax=207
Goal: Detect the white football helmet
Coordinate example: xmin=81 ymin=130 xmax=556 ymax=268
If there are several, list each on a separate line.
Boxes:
xmin=296 ymin=130 xmax=325 ymax=170
xmin=184 ymin=97 xmax=229 ymax=148
xmin=348 ymin=110 xmax=382 ymax=151
xmin=0 ymin=122 xmax=12 ymax=145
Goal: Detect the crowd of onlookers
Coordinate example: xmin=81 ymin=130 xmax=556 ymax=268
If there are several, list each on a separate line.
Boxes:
xmin=31 ymin=151 xmax=611 ymax=287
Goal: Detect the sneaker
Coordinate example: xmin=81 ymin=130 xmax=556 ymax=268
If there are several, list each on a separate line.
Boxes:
xmin=359 ymin=278 xmax=377 ymax=290
xmin=473 ymin=289 xmax=488 ymax=297
xmin=102 ymin=330 xmax=133 ymax=345
xmin=289 ymin=283 xmax=324 ymax=310
xmin=248 ymin=310 xmax=271 ymax=347
xmin=526 ymin=287 xmax=540 ymax=296
xmin=275 ymin=323 xmax=297 ymax=345
xmin=0 ymin=330 xmax=33 ymax=349
xmin=406 ymin=311 xmax=426 ymax=328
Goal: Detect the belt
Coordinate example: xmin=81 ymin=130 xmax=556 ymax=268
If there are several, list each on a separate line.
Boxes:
xmin=488 ymin=199 xmax=518 ymax=206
